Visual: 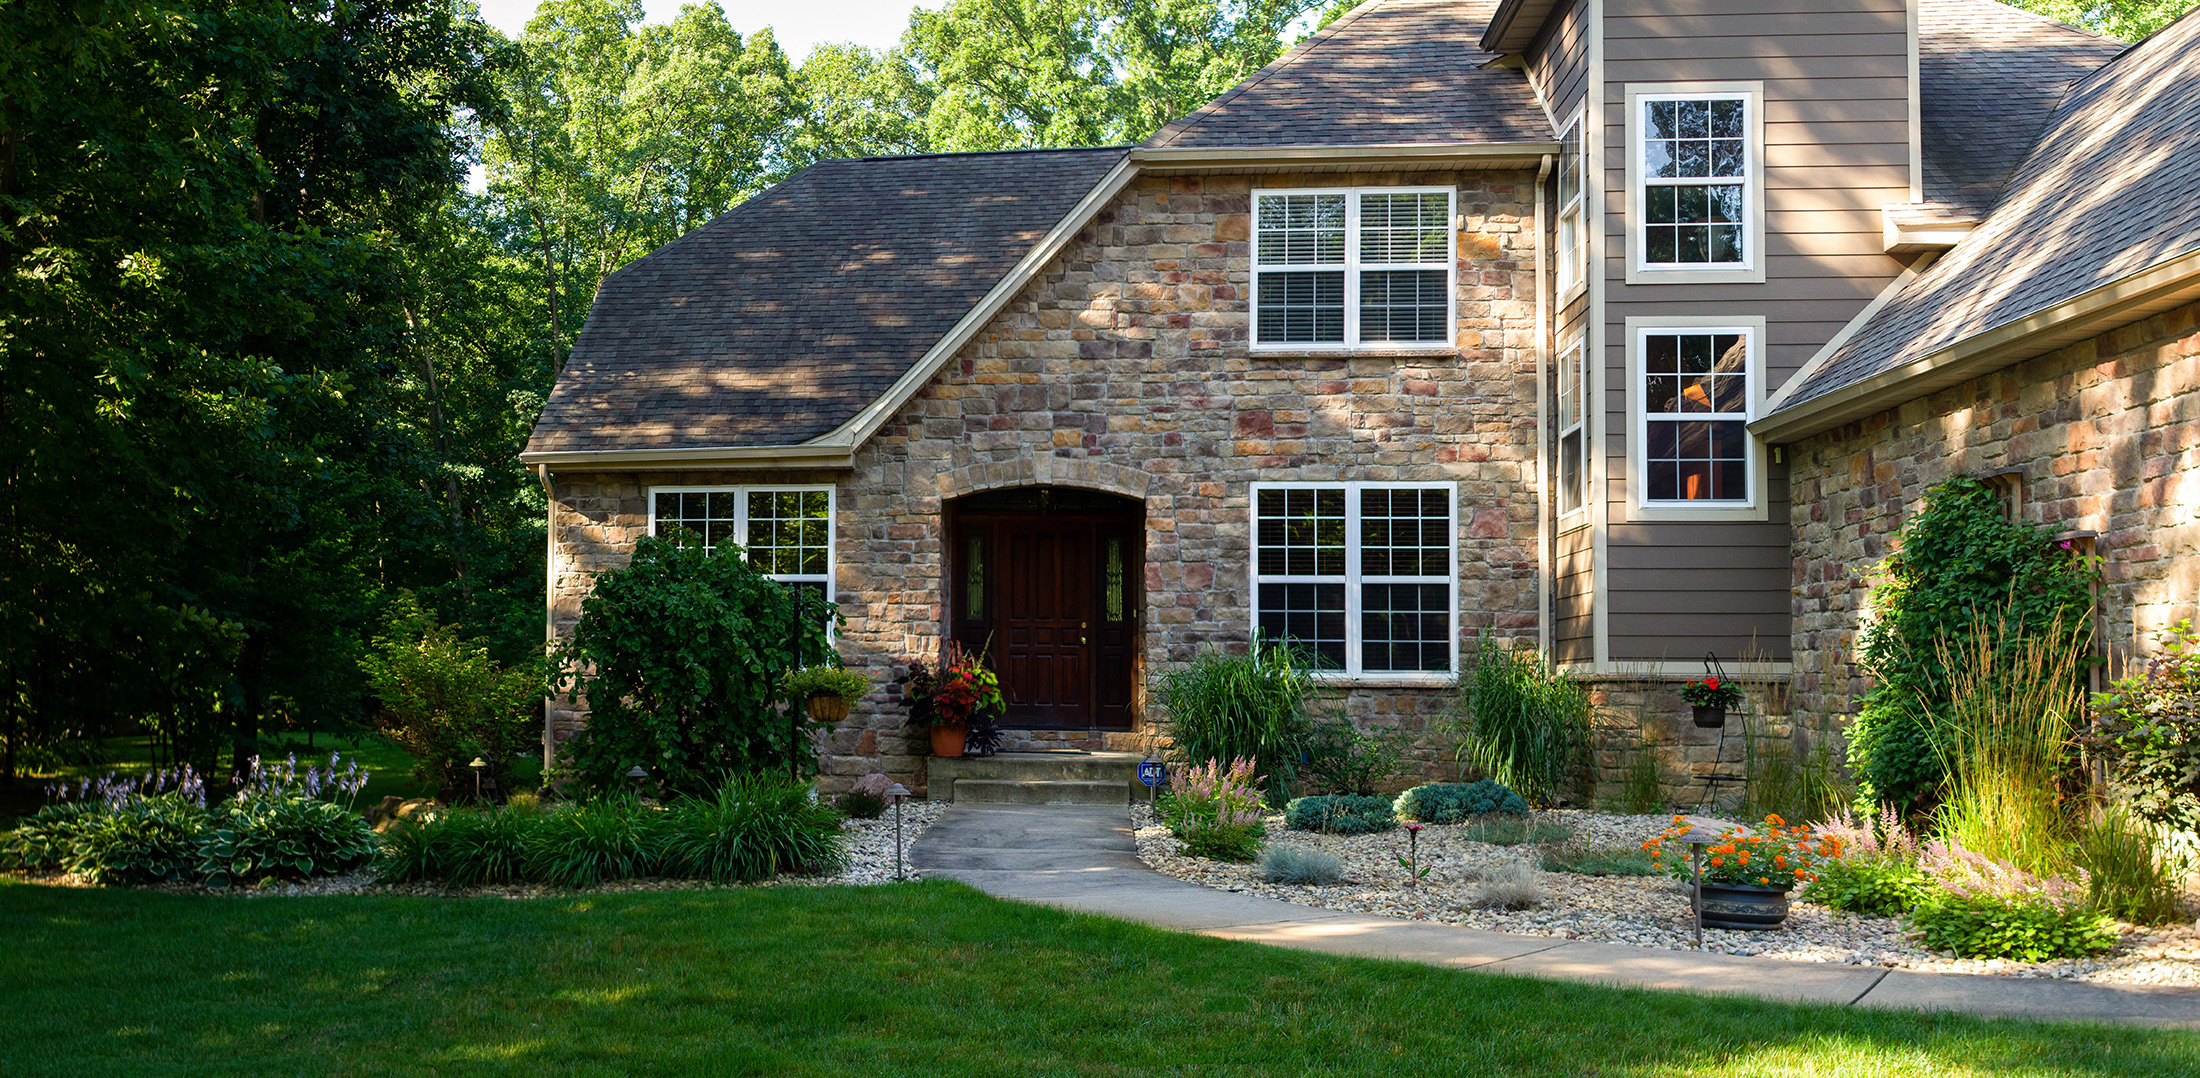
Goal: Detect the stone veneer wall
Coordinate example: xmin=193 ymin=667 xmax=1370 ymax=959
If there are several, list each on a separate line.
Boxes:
xmin=1788 ymin=298 xmax=2200 ymax=752
xmin=1582 ymin=675 xmax=1795 ymax=812
xmin=545 ymin=171 xmax=1546 ymax=795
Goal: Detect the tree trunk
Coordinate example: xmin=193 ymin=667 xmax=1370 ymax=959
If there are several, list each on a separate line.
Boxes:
xmin=403 ymin=304 xmax=470 ymax=602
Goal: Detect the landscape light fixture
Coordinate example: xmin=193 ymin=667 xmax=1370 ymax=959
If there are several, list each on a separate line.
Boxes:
xmin=469 ymin=757 xmax=487 ymax=803
xmin=626 ymin=765 xmax=648 ymax=797
xmin=886 ymin=782 xmax=913 ymax=880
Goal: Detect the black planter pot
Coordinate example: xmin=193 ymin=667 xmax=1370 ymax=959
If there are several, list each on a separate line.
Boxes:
xmin=1691 ymin=704 xmax=1726 ymax=728
xmin=1694 ymin=882 xmax=1791 ymax=930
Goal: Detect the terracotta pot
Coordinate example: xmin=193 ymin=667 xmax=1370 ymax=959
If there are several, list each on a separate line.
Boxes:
xmin=806 ymin=694 xmax=850 ymax=722
xmin=1694 ymin=881 xmax=1791 ymax=930
xmin=930 ymin=722 xmax=968 ymax=758
xmin=1691 ymin=704 xmax=1726 ymax=729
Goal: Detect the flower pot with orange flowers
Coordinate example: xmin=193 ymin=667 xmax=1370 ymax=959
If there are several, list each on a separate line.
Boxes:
xmin=1643 ymin=814 xmax=1846 ymax=930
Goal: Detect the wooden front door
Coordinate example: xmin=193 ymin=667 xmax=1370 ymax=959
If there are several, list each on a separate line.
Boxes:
xmin=951 ymin=488 xmax=1140 ymax=729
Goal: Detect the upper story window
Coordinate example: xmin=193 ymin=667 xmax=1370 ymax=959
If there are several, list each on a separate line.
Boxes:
xmin=1556 ymin=335 xmax=1587 ymax=522
xmin=1252 ymin=187 xmax=1455 ymax=349
xmin=1251 ymin=483 xmax=1456 ymax=678
xmin=650 ymin=485 xmax=836 ymax=604
xmin=1630 ymin=326 xmax=1758 ymax=511
xmin=1627 ymin=86 xmax=1763 ymax=284
xmin=1556 ymin=112 xmax=1585 ymax=294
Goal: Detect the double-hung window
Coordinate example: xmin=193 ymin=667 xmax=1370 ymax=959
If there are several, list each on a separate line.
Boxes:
xmin=1252 ymin=187 xmax=1455 ymax=348
xmin=1556 ymin=335 xmax=1588 ymax=522
xmin=1251 ymin=483 xmax=1456 ymax=677
xmin=649 ymin=485 xmax=836 ymax=604
xmin=1634 ymin=327 xmax=1756 ymax=507
xmin=1556 ymin=112 xmax=1585 ymax=294
xmin=1631 ymin=90 xmax=1757 ymax=277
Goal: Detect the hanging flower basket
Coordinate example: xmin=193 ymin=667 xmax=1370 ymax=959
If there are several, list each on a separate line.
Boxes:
xmin=1691 ymin=704 xmax=1726 ymax=729
xmin=1680 ymin=676 xmax=1741 ymax=728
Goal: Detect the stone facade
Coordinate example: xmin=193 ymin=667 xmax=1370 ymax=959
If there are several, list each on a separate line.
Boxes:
xmin=1788 ymin=298 xmax=2200 ymax=747
xmin=546 ymin=171 xmax=1547 ymax=794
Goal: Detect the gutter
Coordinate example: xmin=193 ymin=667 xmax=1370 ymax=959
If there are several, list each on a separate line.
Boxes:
xmin=1130 ymin=142 xmax=1560 ymax=173
xmin=1752 ymin=247 xmax=2200 ymax=444
xmin=1534 ymin=153 xmax=1553 ymax=658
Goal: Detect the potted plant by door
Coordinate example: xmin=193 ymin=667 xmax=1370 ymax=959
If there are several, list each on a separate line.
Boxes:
xmin=1645 ymin=814 xmax=1844 ymax=929
xmin=898 ymin=642 xmax=1006 ymax=757
xmin=784 ymin=666 xmax=868 ymax=723
xmin=1680 ymin=676 xmax=1742 ymax=728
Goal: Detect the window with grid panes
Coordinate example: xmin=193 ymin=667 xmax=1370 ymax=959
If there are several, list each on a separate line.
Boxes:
xmin=1252 ymin=484 xmax=1455 ymax=676
xmin=649 ymin=486 xmax=835 ymax=606
xmin=1253 ymin=188 xmax=1454 ymax=347
xmin=1638 ymin=95 xmax=1750 ymax=266
xmin=1557 ymin=113 xmax=1584 ymax=292
xmin=1640 ymin=331 xmax=1751 ymax=504
xmin=1557 ymin=336 xmax=1587 ymax=519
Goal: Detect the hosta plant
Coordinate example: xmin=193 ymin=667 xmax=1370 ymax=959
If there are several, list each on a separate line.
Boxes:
xmin=198 ymin=793 xmax=380 ymax=887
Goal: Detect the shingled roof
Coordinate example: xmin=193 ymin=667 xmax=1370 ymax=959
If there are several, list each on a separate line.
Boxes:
xmin=1143 ymin=0 xmax=1548 ymax=149
xmin=523 ymin=147 xmax=1127 ymax=457
xmin=1771 ymin=10 xmax=2200 ymax=420
xmin=1917 ymin=0 xmax=2125 ymax=215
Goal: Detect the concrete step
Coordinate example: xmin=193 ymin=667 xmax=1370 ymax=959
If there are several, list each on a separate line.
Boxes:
xmin=952 ymin=778 xmax=1130 ymax=806
xmin=928 ymin=749 xmax=1145 ymax=796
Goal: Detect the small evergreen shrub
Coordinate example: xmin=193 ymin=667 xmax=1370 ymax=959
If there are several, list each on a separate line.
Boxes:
xmin=1163 ymin=758 xmax=1268 ymax=862
xmin=1260 ymin=844 xmax=1345 ymax=885
xmin=663 ymin=775 xmax=848 ymax=882
xmin=1394 ymin=779 xmax=1528 ymax=823
xmin=1284 ymin=793 xmax=1396 ymax=835
xmin=1460 ymin=815 xmax=1573 ymax=847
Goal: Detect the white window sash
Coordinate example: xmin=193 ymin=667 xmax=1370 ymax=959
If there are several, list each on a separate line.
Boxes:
xmin=1556 ymin=337 xmax=1588 ymax=522
xmin=1632 ymin=326 xmax=1757 ymax=510
xmin=1251 ymin=186 xmax=1456 ymax=349
xmin=1248 ymin=481 xmax=1458 ymax=678
xmin=646 ymin=484 xmax=837 ymax=602
xmin=1633 ymin=92 xmax=1755 ymax=272
xmin=1556 ymin=110 xmax=1586 ymax=294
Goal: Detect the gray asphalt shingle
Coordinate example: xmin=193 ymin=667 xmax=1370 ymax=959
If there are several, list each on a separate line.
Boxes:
xmin=1918 ymin=0 xmax=2125 ymax=215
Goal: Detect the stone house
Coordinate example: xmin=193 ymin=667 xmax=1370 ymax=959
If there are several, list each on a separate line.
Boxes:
xmin=523 ymin=0 xmax=2200 ymax=800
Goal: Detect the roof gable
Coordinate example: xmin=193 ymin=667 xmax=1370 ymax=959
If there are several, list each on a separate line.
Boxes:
xmin=1918 ymin=0 xmax=2125 ymax=214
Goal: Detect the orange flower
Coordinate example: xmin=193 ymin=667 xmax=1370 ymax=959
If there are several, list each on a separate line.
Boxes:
xmin=1774 ymin=855 xmax=1786 ymax=867
xmin=1758 ymin=877 xmax=1770 ymax=885
xmin=1709 ymin=856 xmax=1724 ymax=867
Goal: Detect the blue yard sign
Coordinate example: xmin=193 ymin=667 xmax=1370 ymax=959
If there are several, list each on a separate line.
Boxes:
xmin=1137 ymin=758 xmax=1166 ymax=787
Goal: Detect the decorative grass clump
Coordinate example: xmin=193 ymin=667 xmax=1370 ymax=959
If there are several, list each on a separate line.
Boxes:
xmin=1158 ymin=638 xmax=1316 ymax=804
xmin=1283 ymin=794 xmax=1396 ymax=835
xmin=1259 ymin=844 xmax=1345 ymax=885
xmin=1459 ymin=815 xmax=1573 ymax=847
xmin=1537 ymin=844 xmax=1657 ymax=877
xmin=1394 ymin=779 xmax=1527 ymax=823
xmin=1453 ymin=638 xmax=1590 ymax=807
xmin=663 ymin=775 xmax=849 ymax=883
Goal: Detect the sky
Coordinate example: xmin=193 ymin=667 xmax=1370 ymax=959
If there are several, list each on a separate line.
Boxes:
xmin=470 ymin=0 xmax=940 ymax=60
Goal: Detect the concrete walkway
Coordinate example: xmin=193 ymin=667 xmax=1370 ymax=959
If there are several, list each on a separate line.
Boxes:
xmin=909 ymin=803 xmax=2200 ymax=1028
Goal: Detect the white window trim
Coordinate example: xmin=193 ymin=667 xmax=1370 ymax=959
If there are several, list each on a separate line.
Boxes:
xmin=1624 ymin=317 xmax=1769 ymax=522
xmin=1624 ymin=82 xmax=1767 ymax=286
xmin=1250 ymin=186 xmax=1458 ymax=353
xmin=1556 ymin=333 xmax=1590 ymax=532
xmin=1556 ymin=106 xmax=1587 ymax=303
xmin=646 ymin=484 xmax=838 ymax=602
xmin=1247 ymin=481 xmax=1459 ymax=682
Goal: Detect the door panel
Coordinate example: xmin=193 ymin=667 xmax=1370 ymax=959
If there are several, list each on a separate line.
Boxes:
xmin=998 ymin=523 xmax=1091 ymax=725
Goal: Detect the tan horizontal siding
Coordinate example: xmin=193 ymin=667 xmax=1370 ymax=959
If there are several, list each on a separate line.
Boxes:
xmin=1530 ymin=0 xmax=1593 ymax=123
xmin=1609 ymin=626 xmax=1793 ymax=662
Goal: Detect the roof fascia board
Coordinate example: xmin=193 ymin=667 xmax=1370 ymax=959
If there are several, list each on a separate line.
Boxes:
xmin=1762 ymin=252 xmax=1937 ymax=414
xmin=1482 ymin=0 xmax=1559 ymax=53
xmin=818 ymin=151 xmax=1144 ymax=453
xmin=1753 ymin=247 xmax=2200 ymax=443
xmin=520 ymin=443 xmax=856 ymax=471
xmin=1131 ymin=143 xmax=1561 ymax=172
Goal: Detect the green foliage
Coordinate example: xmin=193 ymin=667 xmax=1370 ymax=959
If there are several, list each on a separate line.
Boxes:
xmin=1299 ymin=720 xmax=1413 ymax=796
xmin=1394 ymin=780 xmax=1530 ymax=823
xmin=837 ymin=791 xmax=889 ymax=820
xmin=1908 ymin=892 xmax=2117 ymax=961
xmin=2074 ymin=804 xmax=2188 ymax=926
xmin=550 ymin=536 xmax=835 ymax=795
xmin=784 ymin=667 xmax=869 ymax=704
xmin=376 ymin=805 xmax=538 ymax=887
xmin=1612 ymin=741 xmax=1666 ymax=815
xmin=2085 ymin=621 xmax=2200 ymax=833
xmin=1537 ymin=844 xmax=1658 ymax=877
xmin=0 ymin=802 xmax=107 ymax=871
xmin=63 ymin=796 xmax=212 ymax=886
xmin=523 ymin=795 xmax=666 ymax=887
xmin=1158 ymin=639 xmax=1316 ymax=804
xmin=1848 ymin=476 xmax=2095 ymax=810
xmin=1162 ymin=758 xmax=1268 ymax=862
xmin=1928 ymin=617 xmax=2088 ymax=878
xmin=1739 ymin=724 xmax=1851 ymax=825
xmin=360 ymin=592 xmax=540 ymax=800
xmin=195 ymin=794 xmax=379 ymax=887
xmin=1453 ymin=639 xmax=1591 ymax=806
xmin=1283 ymin=794 xmax=1397 ymax=836
xmin=1461 ymin=816 xmax=1575 ymax=847
xmin=1807 ymin=858 xmax=1931 ymax=916
xmin=1259 ymin=843 xmax=1344 ymax=885
xmin=662 ymin=775 xmax=848 ymax=883
xmin=2009 ymin=0 xmax=2197 ymax=40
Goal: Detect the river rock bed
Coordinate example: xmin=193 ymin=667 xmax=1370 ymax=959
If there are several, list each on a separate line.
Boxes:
xmin=1130 ymin=802 xmax=2200 ymax=985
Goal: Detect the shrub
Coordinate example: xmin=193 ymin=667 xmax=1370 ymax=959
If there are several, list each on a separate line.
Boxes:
xmin=197 ymin=793 xmax=379 ymax=886
xmin=1460 ymin=815 xmax=1572 ymax=846
xmin=361 ymin=591 xmax=540 ymax=801
xmin=1612 ymin=741 xmax=1664 ymax=815
xmin=1908 ymin=837 xmax=2114 ymax=960
xmin=2084 ymin=621 xmax=2200 ymax=833
xmin=1394 ymin=779 xmax=1528 ymax=823
xmin=1468 ymin=860 xmax=1545 ymax=910
xmin=1260 ymin=844 xmax=1345 ymax=885
xmin=663 ymin=774 xmax=848 ymax=882
xmin=524 ymin=796 xmax=665 ymax=886
xmin=2074 ymin=803 xmax=2187 ymax=926
xmin=1538 ymin=844 xmax=1657 ymax=877
xmin=1158 ymin=638 xmax=1316 ymax=804
xmin=1454 ymin=638 xmax=1590 ymax=806
xmin=838 ymin=773 xmax=893 ymax=820
xmin=1808 ymin=857 xmax=1930 ymax=916
xmin=551 ymin=535 xmax=837 ymax=796
xmin=1848 ymin=476 xmax=2095 ymax=810
xmin=376 ymin=806 xmax=538 ymax=887
xmin=1300 ymin=719 xmax=1412 ymax=796
xmin=1284 ymin=794 xmax=1396 ymax=836
xmin=1162 ymin=758 xmax=1268 ymax=862
xmin=65 ymin=795 xmax=211 ymax=885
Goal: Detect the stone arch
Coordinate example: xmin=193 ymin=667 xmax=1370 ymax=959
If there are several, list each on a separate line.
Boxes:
xmin=936 ymin=457 xmax=1153 ymax=501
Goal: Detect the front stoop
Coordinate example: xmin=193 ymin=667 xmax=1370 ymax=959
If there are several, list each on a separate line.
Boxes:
xmin=929 ymin=750 xmax=1144 ymax=804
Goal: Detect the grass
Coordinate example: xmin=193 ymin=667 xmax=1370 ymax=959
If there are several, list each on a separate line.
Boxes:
xmin=1 ymin=880 xmax=2195 ymax=1077
xmin=1539 ymin=843 xmax=1660 ymax=877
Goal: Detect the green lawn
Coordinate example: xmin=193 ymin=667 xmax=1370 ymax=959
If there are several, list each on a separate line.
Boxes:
xmin=0 ymin=880 xmax=2193 ymax=1077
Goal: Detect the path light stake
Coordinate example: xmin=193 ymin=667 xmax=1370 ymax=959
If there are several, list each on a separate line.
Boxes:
xmin=1403 ymin=823 xmax=1425 ymax=889
xmin=469 ymin=757 xmax=487 ymax=803
xmin=886 ymin=783 xmax=913 ymax=880
xmin=627 ymin=765 xmax=648 ymax=798
xmin=1674 ymin=817 xmax=1722 ymax=952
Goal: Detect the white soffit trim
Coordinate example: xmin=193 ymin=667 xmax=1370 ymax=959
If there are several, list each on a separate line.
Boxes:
xmin=1753 ymin=246 xmax=2200 ymax=443
xmin=519 ymin=443 xmax=857 ymax=471
xmin=1130 ymin=142 xmax=1561 ymax=173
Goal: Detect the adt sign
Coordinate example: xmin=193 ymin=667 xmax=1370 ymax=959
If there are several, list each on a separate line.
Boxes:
xmin=1137 ymin=758 xmax=1167 ymax=788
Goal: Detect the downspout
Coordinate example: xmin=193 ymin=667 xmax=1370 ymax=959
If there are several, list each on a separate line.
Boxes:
xmin=1534 ymin=154 xmax=1553 ymax=658
xmin=536 ymin=463 xmax=557 ymax=772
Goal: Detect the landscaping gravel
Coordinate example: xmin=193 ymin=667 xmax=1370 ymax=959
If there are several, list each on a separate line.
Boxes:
xmin=1131 ymin=802 xmax=2200 ymax=986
